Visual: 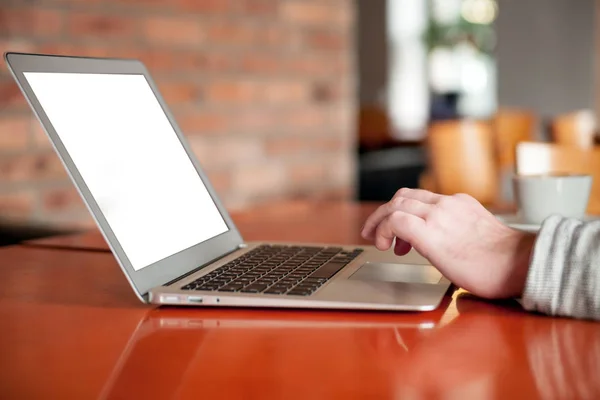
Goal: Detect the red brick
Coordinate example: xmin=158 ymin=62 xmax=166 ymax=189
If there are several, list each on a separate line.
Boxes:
xmin=143 ymin=17 xmax=203 ymax=47
xmin=326 ymin=153 xmax=355 ymax=187
xmin=206 ymin=24 xmax=254 ymax=47
xmin=175 ymin=0 xmax=232 ymax=13
xmin=40 ymin=42 xmax=105 ymax=57
xmin=289 ymin=161 xmax=327 ymax=186
xmin=0 ymin=116 xmax=30 ymax=151
xmin=0 ymin=152 xmax=67 ymax=182
xmin=231 ymin=162 xmax=286 ymax=196
xmin=205 ymin=80 xmax=257 ymax=103
xmin=68 ymin=12 xmax=136 ymax=39
xmin=262 ymin=81 xmax=310 ymax=104
xmin=0 ymin=78 xmax=28 ymax=110
xmin=329 ymin=106 xmax=355 ymax=136
xmin=278 ymin=108 xmax=330 ymax=130
xmin=238 ymin=0 xmax=279 ymax=16
xmin=179 ymin=52 xmax=233 ymax=73
xmin=303 ymin=30 xmax=348 ymax=51
xmin=0 ymin=7 xmax=63 ymax=36
xmin=311 ymin=82 xmax=340 ymax=103
xmin=109 ymin=0 xmax=169 ymax=8
xmin=205 ymin=79 xmax=309 ymax=104
xmin=207 ymin=23 xmax=290 ymax=48
xmin=189 ymin=137 xmax=263 ymax=169
xmin=31 ymin=119 xmax=52 ymax=149
xmin=205 ymin=169 xmax=231 ymax=194
xmin=281 ymin=1 xmax=352 ymax=27
xmin=240 ymin=53 xmax=281 ymax=75
xmin=135 ymin=49 xmax=233 ymax=74
xmin=266 ymin=136 xmax=345 ymax=157
xmin=284 ymin=55 xmax=349 ymax=77
xmin=136 ymin=49 xmax=178 ymax=72
xmin=41 ymin=186 xmax=85 ymax=212
xmin=176 ymin=111 xmax=229 ymax=135
xmin=230 ymin=108 xmax=279 ymax=133
xmin=157 ymin=81 xmax=202 ymax=105
xmin=0 ymin=190 xmax=35 ymax=219
xmin=0 ymin=38 xmax=36 ymax=58
xmin=40 ymin=43 xmax=118 ymax=59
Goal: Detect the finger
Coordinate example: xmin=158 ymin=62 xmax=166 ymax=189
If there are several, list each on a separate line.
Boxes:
xmin=362 ymin=197 xmax=433 ymax=240
xmin=374 ymin=210 xmax=426 ymax=251
xmin=394 ymin=239 xmax=412 ymax=256
xmin=393 ymin=188 xmax=444 ymax=205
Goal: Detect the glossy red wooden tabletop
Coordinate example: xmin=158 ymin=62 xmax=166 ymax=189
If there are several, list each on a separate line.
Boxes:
xmin=4 ymin=201 xmax=600 ymax=399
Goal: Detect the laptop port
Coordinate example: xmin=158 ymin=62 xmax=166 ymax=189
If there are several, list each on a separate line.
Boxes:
xmin=187 ymin=296 xmax=203 ymax=303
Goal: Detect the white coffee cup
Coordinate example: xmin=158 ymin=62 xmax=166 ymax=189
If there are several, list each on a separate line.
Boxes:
xmin=513 ymin=174 xmax=593 ymax=224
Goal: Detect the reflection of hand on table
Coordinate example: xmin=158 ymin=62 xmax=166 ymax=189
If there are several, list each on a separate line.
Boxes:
xmin=524 ymin=315 xmax=600 ymax=399
xmin=396 ymin=294 xmax=524 ymax=398
xmin=395 ymin=293 xmax=600 ymax=399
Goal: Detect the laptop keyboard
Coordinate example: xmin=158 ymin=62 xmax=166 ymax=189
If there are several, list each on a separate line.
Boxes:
xmin=181 ymin=245 xmax=363 ymax=296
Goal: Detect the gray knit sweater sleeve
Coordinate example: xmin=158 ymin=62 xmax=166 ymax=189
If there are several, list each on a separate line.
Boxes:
xmin=522 ymin=215 xmax=600 ymax=319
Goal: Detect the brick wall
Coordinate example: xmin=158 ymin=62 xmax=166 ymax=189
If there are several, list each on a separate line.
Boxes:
xmin=0 ymin=0 xmax=357 ymax=228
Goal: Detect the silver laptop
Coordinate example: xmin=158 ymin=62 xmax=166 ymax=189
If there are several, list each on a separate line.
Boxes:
xmin=5 ymin=52 xmax=451 ymax=311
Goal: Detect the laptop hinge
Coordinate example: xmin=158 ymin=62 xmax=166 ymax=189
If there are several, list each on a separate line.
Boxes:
xmin=162 ymin=244 xmax=246 ymax=287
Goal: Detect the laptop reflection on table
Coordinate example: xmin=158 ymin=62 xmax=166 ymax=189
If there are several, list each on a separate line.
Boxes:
xmin=98 ymin=304 xmax=450 ymax=400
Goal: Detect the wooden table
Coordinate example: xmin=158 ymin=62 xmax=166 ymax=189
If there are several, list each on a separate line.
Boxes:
xmin=4 ymin=201 xmax=600 ymax=398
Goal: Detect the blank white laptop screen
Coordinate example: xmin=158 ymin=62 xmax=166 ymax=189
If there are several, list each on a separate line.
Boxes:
xmin=23 ymin=72 xmax=229 ymax=271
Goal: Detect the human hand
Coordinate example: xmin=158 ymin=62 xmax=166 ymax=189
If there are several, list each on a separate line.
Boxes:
xmin=361 ymin=188 xmax=536 ymax=298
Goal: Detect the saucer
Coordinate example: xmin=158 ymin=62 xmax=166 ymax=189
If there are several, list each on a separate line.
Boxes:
xmin=495 ymin=213 xmax=599 ymax=232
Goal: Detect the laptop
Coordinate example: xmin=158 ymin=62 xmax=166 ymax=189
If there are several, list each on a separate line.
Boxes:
xmin=5 ymin=52 xmax=451 ymax=311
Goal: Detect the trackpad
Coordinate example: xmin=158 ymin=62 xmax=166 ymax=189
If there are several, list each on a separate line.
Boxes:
xmin=349 ymin=262 xmax=443 ymax=284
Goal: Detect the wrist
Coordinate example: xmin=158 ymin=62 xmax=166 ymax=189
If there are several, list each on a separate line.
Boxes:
xmin=504 ymin=229 xmax=537 ymax=298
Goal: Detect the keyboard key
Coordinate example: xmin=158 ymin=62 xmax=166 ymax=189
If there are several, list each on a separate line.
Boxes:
xmin=197 ymin=284 xmax=220 ymax=291
xmin=243 ymin=283 xmax=269 ymax=292
xmin=263 ymin=275 xmax=281 ymax=281
xmin=265 ymin=288 xmax=288 ymax=294
xmin=240 ymin=287 xmax=261 ymax=293
xmin=295 ymin=282 xmax=318 ymax=290
xmin=310 ymin=262 xmax=347 ymax=279
xmin=233 ymin=278 xmax=254 ymax=285
xmin=287 ymin=289 xmax=312 ymax=296
xmin=219 ymin=286 xmax=240 ymax=292
xmin=304 ymin=277 xmax=327 ymax=284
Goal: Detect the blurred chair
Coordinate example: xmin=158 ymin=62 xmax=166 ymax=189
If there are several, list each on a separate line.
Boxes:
xmin=424 ymin=120 xmax=499 ymax=205
xmin=492 ymin=108 xmax=536 ymax=169
xmin=551 ymin=109 xmax=597 ymax=148
xmin=417 ymin=170 xmax=436 ymax=192
xmin=516 ymin=142 xmax=600 ymax=214
xmin=492 ymin=108 xmax=537 ymax=202
xmin=358 ymin=105 xmax=393 ymax=150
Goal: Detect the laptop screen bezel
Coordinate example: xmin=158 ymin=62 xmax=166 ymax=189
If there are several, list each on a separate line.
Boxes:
xmin=5 ymin=52 xmax=245 ymax=300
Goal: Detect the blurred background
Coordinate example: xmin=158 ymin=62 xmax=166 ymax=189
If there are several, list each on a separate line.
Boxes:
xmin=0 ymin=0 xmax=598 ymax=242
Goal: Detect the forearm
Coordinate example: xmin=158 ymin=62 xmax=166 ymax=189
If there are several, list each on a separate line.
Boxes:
xmin=522 ymin=215 xmax=600 ymax=320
